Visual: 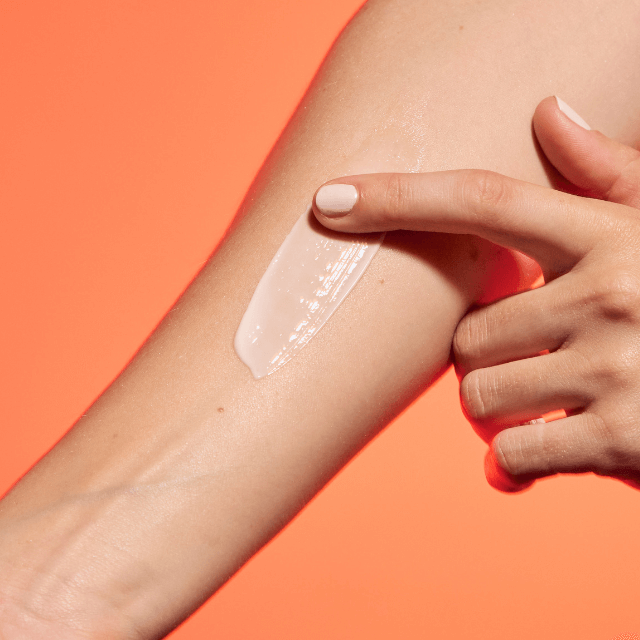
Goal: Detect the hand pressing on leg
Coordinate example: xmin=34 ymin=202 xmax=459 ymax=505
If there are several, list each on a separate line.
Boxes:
xmin=312 ymin=96 xmax=640 ymax=492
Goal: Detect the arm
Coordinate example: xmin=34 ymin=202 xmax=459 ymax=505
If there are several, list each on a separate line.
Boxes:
xmin=312 ymin=96 xmax=640 ymax=491
xmin=3 ymin=1 xmax=640 ymax=637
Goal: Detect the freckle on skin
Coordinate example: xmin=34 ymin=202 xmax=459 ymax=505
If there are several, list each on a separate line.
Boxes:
xmin=379 ymin=278 xmax=385 ymax=284
xmin=459 ymin=25 xmax=464 ymax=31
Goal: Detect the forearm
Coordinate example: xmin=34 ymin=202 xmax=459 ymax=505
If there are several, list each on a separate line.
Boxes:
xmin=3 ymin=0 xmax=640 ymax=637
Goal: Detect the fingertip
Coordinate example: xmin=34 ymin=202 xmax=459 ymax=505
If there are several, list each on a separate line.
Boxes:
xmin=484 ymin=448 xmax=534 ymax=494
xmin=312 ymin=173 xmax=405 ymax=233
xmin=554 ymin=96 xmax=592 ymax=130
xmin=313 ymin=183 xmax=359 ymax=219
xmin=533 ymin=96 xmax=592 ymax=154
xmin=533 ymin=95 xmax=591 ymax=134
xmin=532 ymin=95 xmax=562 ymax=130
xmin=532 ymin=95 xmax=640 ymax=203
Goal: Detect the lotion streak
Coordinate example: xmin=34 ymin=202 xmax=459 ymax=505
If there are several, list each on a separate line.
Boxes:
xmin=235 ymin=208 xmax=384 ymax=379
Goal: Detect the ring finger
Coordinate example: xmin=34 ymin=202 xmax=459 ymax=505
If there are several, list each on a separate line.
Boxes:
xmin=460 ymin=351 xmax=590 ymax=442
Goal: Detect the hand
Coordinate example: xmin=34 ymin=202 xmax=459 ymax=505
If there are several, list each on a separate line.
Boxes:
xmin=312 ymin=96 xmax=640 ymax=492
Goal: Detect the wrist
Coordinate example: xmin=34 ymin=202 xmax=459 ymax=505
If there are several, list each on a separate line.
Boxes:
xmin=0 ymin=504 xmax=154 ymax=640
xmin=0 ymin=588 xmax=133 ymax=640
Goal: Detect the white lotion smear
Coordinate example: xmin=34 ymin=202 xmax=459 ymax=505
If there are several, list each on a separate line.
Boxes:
xmin=235 ymin=208 xmax=384 ymax=379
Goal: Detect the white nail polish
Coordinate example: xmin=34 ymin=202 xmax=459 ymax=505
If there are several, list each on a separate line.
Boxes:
xmin=315 ymin=184 xmax=358 ymax=216
xmin=555 ymin=96 xmax=591 ymax=130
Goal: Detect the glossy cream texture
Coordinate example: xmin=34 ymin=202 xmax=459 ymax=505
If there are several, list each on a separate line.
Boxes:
xmin=235 ymin=118 xmax=426 ymax=379
xmin=235 ymin=208 xmax=384 ymax=378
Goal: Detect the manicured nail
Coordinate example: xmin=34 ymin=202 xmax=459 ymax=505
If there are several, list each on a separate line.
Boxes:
xmin=315 ymin=184 xmax=358 ymax=217
xmin=555 ymin=96 xmax=591 ymax=130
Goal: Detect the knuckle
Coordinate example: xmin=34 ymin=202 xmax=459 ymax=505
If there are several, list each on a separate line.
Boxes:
xmin=569 ymin=340 xmax=640 ymax=408
xmin=382 ymin=173 xmax=410 ymax=222
xmin=569 ymin=349 xmax=627 ymax=397
xmin=496 ymin=426 xmax=543 ymax=476
xmin=460 ymin=170 xmax=512 ymax=222
xmin=614 ymin=341 xmax=640 ymax=384
xmin=591 ymin=412 xmax=640 ymax=473
xmin=605 ymin=156 xmax=640 ymax=206
xmin=460 ymin=369 xmax=494 ymax=422
xmin=599 ymin=351 xmax=638 ymax=389
xmin=494 ymin=432 xmax=521 ymax=475
xmin=598 ymin=360 xmax=632 ymax=390
xmin=452 ymin=315 xmax=475 ymax=365
xmin=453 ymin=310 xmax=492 ymax=368
xmin=574 ymin=348 xmax=618 ymax=390
xmin=500 ymin=423 xmax=551 ymax=476
xmin=589 ymin=269 xmax=640 ymax=321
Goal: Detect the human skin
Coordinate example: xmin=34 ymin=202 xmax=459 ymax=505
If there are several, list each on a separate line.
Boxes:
xmin=313 ymin=96 xmax=640 ymax=492
xmin=3 ymin=1 xmax=640 ymax=638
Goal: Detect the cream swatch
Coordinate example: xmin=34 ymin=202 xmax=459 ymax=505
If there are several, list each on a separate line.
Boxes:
xmin=235 ymin=207 xmax=384 ymax=379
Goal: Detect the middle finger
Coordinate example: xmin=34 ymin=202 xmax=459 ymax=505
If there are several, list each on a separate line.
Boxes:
xmin=454 ymin=275 xmax=579 ymax=376
xmin=460 ymin=351 xmax=590 ymax=442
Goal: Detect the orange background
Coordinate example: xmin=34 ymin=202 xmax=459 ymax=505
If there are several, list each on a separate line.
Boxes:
xmin=1 ymin=2 xmax=639 ymax=638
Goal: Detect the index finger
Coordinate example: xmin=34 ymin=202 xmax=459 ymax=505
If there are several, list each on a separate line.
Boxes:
xmin=312 ymin=170 xmax=614 ymax=277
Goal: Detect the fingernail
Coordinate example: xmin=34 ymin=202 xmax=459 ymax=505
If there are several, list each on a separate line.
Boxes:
xmin=555 ymin=96 xmax=591 ymax=130
xmin=315 ymin=184 xmax=358 ymax=217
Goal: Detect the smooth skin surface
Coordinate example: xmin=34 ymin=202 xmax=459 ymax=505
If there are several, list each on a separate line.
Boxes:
xmin=3 ymin=1 xmax=640 ymax=638
xmin=313 ymin=96 xmax=640 ymax=491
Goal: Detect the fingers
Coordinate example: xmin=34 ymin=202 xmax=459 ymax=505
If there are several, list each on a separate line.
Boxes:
xmin=454 ymin=278 xmax=571 ymax=375
xmin=459 ymin=352 xmax=587 ymax=443
xmin=493 ymin=413 xmax=614 ymax=480
xmin=313 ymin=170 xmax=610 ymax=278
xmin=489 ymin=406 xmax=640 ymax=491
xmin=311 ymin=97 xmax=640 ymax=494
xmin=484 ymin=449 xmax=534 ymax=493
xmin=533 ymin=95 xmax=640 ymax=208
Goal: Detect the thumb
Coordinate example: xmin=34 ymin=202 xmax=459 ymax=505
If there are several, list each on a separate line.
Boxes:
xmin=533 ymin=96 xmax=640 ymax=208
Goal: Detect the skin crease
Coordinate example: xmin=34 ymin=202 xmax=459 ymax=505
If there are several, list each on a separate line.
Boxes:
xmin=313 ymin=96 xmax=640 ymax=492
xmin=3 ymin=1 xmax=640 ymax=638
